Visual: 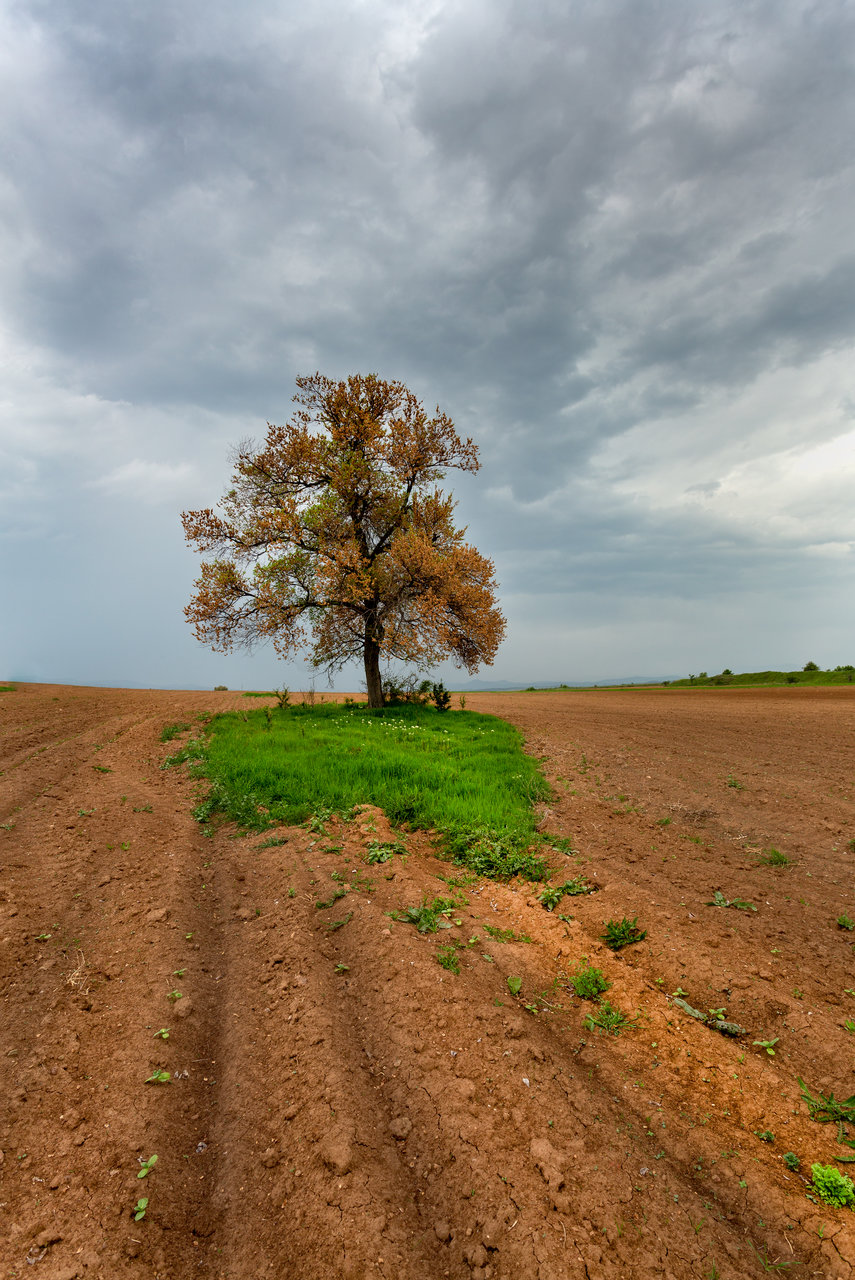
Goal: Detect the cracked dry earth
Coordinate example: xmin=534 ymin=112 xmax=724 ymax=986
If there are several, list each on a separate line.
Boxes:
xmin=1 ymin=684 xmax=855 ymax=1280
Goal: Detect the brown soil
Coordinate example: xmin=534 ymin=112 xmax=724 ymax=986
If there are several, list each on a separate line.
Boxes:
xmin=2 ymin=682 xmax=855 ymax=1279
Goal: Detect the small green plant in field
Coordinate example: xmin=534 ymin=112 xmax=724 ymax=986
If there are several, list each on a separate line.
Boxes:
xmin=306 ymin=805 xmax=335 ymax=834
xmin=256 ymin=835 xmax=288 ymax=848
xmin=706 ymin=889 xmax=756 ymax=912
xmin=844 ymin=1020 xmax=855 ymax=1035
xmin=602 ymin=916 xmax=646 ymax=949
xmin=160 ymin=722 xmax=191 ymax=742
xmin=315 ymin=886 xmax=348 ymax=910
xmin=753 ymin=1038 xmax=779 ymax=1056
xmin=483 ymin=924 xmax=532 ymax=943
xmin=810 ymin=1163 xmax=855 ymax=1207
xmin=133 ymin=804 xmax=153 ymax=813
xmin=538 ymin=878 xmax=595 ymax=910
xmin=366 ymin=839 xmax=407 ymax=864
xmin=783 ymin=1153 xmax=800 ymax=1172
xmin=726 ymin=775 xmax=745 ymax=790
xmin=506 ymin=975 xmax=522 ymax=996
xmin=584 ymin=1000 xmax=638 ymax=1037
xmin=145 ymin=1069 xmax=171 ymax=1085
xmin=759 ymin=848 xmax=791 ymax=867
xmin=751 ymin=1243 xmax=799 ymax=1271
xmin=390 ymin=896 xmax=458 ymax=933
xmin=161 ymin=738 xmax=206 ymax=769
xmin=326 ymin=912 xmax=353 ymax=932
xmin=167 ymin=989 xmax=183 ymax=1002
xmin=133 ymin=1196 xmax=149 ymax=1221
xmin=567 ymin=959 xmax=610 ymax=1000
xmin=153 ymin=1029 xmax=169 ymax=1041
xmin=444 ymin=826 xmax=551 ymax=882
xmin=137 ymin=1154 xmax=158 ymax=1178
xmin=334 ymin=962 xmax=349 ymax=973
xmin=755 ymin=1130 xmax=775 ymax=1144
xmin=793 ymin=1075 xmax=855 ymax=1136
xmin=437 ymin=946 xmax=460 ymax=974
xmin=837 ymin=914 xmax=855 ymax=931
xmin=93 ymin=764 xmax=112 ymax=773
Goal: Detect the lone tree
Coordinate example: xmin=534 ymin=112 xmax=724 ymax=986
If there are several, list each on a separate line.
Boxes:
xmin=181 ymin=373 xmax=506 ymax=707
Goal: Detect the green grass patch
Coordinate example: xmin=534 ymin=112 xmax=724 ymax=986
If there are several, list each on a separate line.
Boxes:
xmin=160 ymin=721 xmax=191 ymax=743
xmin=188 ymin=702 xmax=552 ymax=877
xmin=0 ymin=684 xmax=16 ymax=693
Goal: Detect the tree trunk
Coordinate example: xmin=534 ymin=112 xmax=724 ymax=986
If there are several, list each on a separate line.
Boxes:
xmin=363 ymin=636 xmax=383 ymax=708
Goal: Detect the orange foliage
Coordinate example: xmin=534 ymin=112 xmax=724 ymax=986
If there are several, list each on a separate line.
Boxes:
xmin=181 ymin=373 xmax=506 ymax=706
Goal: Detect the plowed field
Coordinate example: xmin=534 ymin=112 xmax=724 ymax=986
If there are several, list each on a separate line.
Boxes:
xmin=2 ymin=683 xmax=854 ymax=1279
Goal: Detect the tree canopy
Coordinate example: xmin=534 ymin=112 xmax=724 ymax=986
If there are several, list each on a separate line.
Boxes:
xmin=181 ymin=373 xmax=506 ymax=706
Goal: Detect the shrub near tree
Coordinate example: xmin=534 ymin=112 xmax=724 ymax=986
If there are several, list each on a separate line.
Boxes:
xmin=182 ymin=373 xmax=505 ymax=707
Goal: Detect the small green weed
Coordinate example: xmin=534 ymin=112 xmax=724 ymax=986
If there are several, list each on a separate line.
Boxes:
xmin=810 ymin=1163 xmax=855 ymax=1207
xmin=166 ymin=989 xmax=182 ymax=1002
xmin=584 ymin=1000 xmax=638 ymax=1036
xmin=567 ymin=959 xmax=610 ymax=1000
xmin=844 ymin=1020 xmax=855 ymax=1035
xmin=759 ymin=848 xmax=791 ymax=867
xmin=602 ymin=916 xmax=646 ymax=949
xmin=506 ymin=975 xmax=522 ymax=996
xmin=153 ymin=1029 xmax=169 ymax=1041
xmin=483 ymin=924 xmax=532 ymax=944
xmin=327 ymin=912 xmax=353 ymax=932
xmin=798 ymin=1077 xmax=855 ymax=1126
xmin=315 ymin=887 xmax=348 ymax=910
xmin=538 ymin=877 xmax=595 ymax=910
xmin=706 ymin=890 xmax=756 ymax=912
xmin=133 ymin=1196 xmax=149 ymax=1221
xmin=137 ymin=1153 xmax=158 ymax=1178
xmin=334 ymin=963 xmax=350 ymax=973
xmin=160 ymin=722 xmax=191 ymax=742
xmin=133 ymin=804 xmax=153 ymax=813
xmin=444 ymin=826 xmax=551 ymax=882
xmin=390 ymin=896 xmax=459 ymax=933
xmin=837 ymin=914 xmax=855 ymax=931
xmin=145 ymin=1069 xmax=171 ymax=1085
xmin=753 ymin=1038 xmax=779 ymax=1057
xmin=726 ymin=776 xmax=746 ymax=790
xmin=93 ymin=764 xmax=112 ymax=773
xmin=437 ymin=946 xmax=460 ymax=975
xmin=256 ymin=835 xmax=288 ymax=848
xmin=366 ymin=839 xmax=407 ymax=864
xmin=755 ymin=1130 xmax=775 ymax=1144
xmin=783 ymin=1152 xmax=800 ymax=1171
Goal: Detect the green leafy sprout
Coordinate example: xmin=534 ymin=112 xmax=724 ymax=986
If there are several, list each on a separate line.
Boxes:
xmin=601 ymin=916 xmax=647 ymax=949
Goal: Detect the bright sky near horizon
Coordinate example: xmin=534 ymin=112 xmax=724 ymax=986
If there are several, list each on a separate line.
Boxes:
xmin=2 ymin=0 xmax=854 ymax=691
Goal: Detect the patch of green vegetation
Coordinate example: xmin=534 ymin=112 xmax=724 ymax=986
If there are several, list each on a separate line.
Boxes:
xmin=160 ymin=722 xmax=191 ymax=743
xmin=537 ymin=877 xmax=596 ymax=910
xmin=483 ymin=924 xmax=532 ymax=944
xmin=783 ymin=1152 xmax=800 ymax=1172
xmin=669 ymin=665 xmax=855 ymax=689
xmin=706 ymin=890 xmax=756 ymax=912
xmin=759 ymin=848 xmax=791 ymax=867
xmin=567 ymin=959 xmax=610 ymax=1000
xmin=315 ymin=886 xmax=348 ymax=910
xmin=810 ymin=1163 xmax=855 ymax=1208
xmin=0 ymin=684 xmax=16 ymax=693
xmin=182 ymin=703 xmax=551 ymax=878
xmin=837 ymin=914 xmax=855 ymax=931
xmin=436 ymin=945 xmax=460 ymax=975
xmin=584 ymin=1000 xmax=638 ymax=1036
xmin=366 ymin=839 xmax=407 ymax=864
xmin=602 ymin=916 xmax=647 ymax=949
xmin=390 ymin=896 xmax=460 ymax=933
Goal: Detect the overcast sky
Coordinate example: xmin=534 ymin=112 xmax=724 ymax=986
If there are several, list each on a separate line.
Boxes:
xmin=2 ymin=0 xmax=854 ymax=690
